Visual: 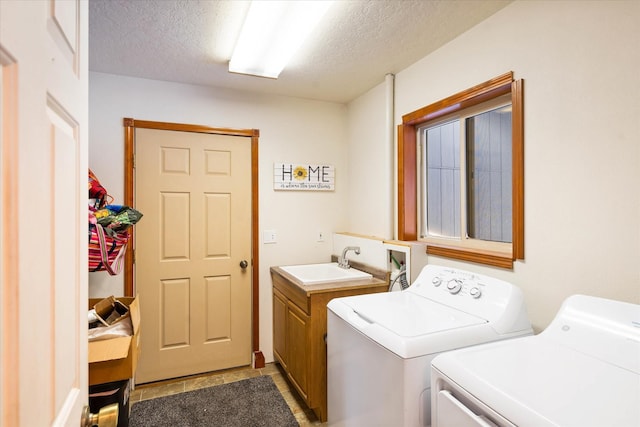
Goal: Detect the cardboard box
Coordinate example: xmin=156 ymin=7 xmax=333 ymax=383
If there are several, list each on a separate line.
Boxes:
xmin=88 ymin=297 xmax=140 ymax=386
xmin=93 ymin=295 xmax=130 ymax=327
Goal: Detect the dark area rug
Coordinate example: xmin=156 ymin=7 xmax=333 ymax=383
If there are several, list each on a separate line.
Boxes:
xmin=129 ymin=375 xmax=299 ymax=427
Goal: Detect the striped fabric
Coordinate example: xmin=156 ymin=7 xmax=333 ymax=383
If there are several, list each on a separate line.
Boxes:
xmin=88 ymin=222 xmax=129 ymax=275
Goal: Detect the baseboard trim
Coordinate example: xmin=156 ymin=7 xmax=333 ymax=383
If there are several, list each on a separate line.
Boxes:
xmin=253 ymin=351 xmax=265 ymax=368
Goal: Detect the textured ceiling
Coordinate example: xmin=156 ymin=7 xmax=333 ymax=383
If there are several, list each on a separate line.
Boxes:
xmin=89 ymin=0 xmax=511 ymax=103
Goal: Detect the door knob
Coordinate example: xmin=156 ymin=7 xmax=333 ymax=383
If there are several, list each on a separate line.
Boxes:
xmin=81 ymin=403 xmax=118 ymax=427
xmin=240 ymin=260 xmax=248 ymax=269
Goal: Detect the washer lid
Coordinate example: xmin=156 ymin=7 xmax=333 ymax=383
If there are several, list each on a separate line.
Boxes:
xmin=341 ymin=291 xmax=486 ymax=337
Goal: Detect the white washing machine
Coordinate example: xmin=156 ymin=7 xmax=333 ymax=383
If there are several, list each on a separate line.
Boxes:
xmin=431 ymin=295 xmax=640 ymax=427
xmin=327 ymin=264 xmax=533 ymax=427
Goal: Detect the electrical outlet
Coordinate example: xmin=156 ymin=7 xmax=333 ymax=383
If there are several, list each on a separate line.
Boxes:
xmin=317 ymin=231 xmax=325 ymax=242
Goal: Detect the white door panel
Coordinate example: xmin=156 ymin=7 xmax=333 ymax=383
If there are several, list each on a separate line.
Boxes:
xmin=1 ymin=1 xmax=88 ymax=425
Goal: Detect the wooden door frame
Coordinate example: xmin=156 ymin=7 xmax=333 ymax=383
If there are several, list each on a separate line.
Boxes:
xmin=122 ymin=118 xmax=264 ymax=368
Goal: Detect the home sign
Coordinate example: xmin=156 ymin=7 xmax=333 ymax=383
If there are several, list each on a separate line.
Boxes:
xmin=274 ymin=163 xmax=335 ymax=191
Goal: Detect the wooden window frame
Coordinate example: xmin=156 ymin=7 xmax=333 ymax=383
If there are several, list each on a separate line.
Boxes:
xmin=398 ymin=72 xmax=524 ymax=269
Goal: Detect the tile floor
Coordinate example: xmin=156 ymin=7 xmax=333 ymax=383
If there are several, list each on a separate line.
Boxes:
xmin=130 ymin=363 xmax=325 ymax=426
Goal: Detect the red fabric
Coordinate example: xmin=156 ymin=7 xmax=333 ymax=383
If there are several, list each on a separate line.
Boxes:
xmin=89 ymin=169 xmax=109 ymax=208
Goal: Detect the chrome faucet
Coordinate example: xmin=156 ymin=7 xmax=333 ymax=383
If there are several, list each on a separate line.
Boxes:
xmin=338 ymin=246 xmax=361 ymax=269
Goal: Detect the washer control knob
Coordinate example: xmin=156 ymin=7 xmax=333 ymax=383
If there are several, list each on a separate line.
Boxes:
xmin=470 ymin=287 xmax=482 ymax=299
xmin=446 ymin=279 xmax=462 ymax=294
xmin=432 ymin=277 xmax=442 ymax=286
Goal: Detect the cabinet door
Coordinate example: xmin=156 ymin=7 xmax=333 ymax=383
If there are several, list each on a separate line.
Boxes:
xmin=287 ymin=302 xmax=309 ymax=399
xmin=273 ymin=290 xmax=287 ymax=368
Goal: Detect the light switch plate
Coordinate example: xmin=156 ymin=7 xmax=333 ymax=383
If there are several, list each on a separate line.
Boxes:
xmin=263 ymin=229 xmax=277 ymax=244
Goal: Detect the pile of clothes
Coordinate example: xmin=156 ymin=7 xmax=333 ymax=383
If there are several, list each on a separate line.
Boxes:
xmin=88 ymin=169 xmax=143 ymax=275
xmin=92 ymin=205 xmax=143 ymax=237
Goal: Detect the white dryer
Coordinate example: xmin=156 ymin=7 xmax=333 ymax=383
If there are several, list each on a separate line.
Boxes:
xmin=327 ymin=265 xmax=533 ymax=427
xmin=431 ymin=294 xmax=640 ymax=427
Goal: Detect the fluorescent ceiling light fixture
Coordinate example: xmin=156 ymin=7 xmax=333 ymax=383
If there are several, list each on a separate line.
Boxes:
xmin=229 ymin=1 xmax=333 ymax=79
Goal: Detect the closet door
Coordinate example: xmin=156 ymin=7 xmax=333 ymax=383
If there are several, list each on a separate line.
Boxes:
xmin=134 ymin=127 xmax=253 ymax=383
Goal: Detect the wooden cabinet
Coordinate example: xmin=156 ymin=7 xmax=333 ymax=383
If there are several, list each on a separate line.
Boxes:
xmin=271 ymin=266 xmax=388 ymax=422
xmin=273 ymin=288 xmax=309 ymax=398
xmin=272 ymin=289 xmax=288 ymax=371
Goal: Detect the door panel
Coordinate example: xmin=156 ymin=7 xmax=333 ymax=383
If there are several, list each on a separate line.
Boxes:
xmin=135 ymin=128 xmax=252 ymax=383
xmin=205 ymin=193 xmax=231 ymax=257
xmin=161 ymin=278 xmax=190 ymax=347
xmin=206 ymin=276 xmax=232 ymax=340
xmin=161 ymin=192 xmax=190 ymax=259
xmin=1 ymin=1 xmax=88 ymax=425
xmin=51 ymin=103 xmax=82 ymax=419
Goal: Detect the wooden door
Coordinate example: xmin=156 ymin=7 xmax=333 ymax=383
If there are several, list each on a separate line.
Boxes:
xmin=134 ymin=127 xmax=253 ymax=383
xmin=0 ymin=0 xmax=88 ymax=425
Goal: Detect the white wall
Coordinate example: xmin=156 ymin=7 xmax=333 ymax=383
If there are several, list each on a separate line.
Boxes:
xmin=89 ymin=0 xmax=640 ymax=363
xmin=346 ymin=79 xmax=394 ymax=238
xmin=349 ymin=0 xmax=640 ymax=331
xmin=88 ymin=72 xmax=349 ymax=361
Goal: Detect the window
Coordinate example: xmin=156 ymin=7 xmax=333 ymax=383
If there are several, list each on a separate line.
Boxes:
xmin=420 ymin=95 xmax=512 ymax=245
xmin=398 ymin=72 xmax=524 ymax=268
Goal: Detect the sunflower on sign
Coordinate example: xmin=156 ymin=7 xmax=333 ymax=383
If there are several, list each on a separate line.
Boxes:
xmin=293 ymin=166 xmax=308 ymax=180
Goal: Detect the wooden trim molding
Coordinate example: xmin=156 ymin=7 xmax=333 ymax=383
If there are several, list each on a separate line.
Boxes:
xmin=122 ymin=118 xmax=264 ymax=366
xmin=251 ymin=131 xmax=264 ymax=367
xmin=397 ymin=124 xmax=417 ymax=240
xmin=511 ymin=79 xmax=525 ymax=260
xmin=124 ymin=120 xmax=135 ymax=295
xmin=402 ymin=72 xmax=513 ymax=125
xmin=427 ymin=245 xmax=514 ymax=270
xmin=125 ymin=118 xmax=258 ymax=138
xmin=398 ymin=72 xmax=524 ymax=269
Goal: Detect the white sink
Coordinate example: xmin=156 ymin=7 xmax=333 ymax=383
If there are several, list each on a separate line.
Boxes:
xmin=280 ymin=262 xmax=373 ymax=285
